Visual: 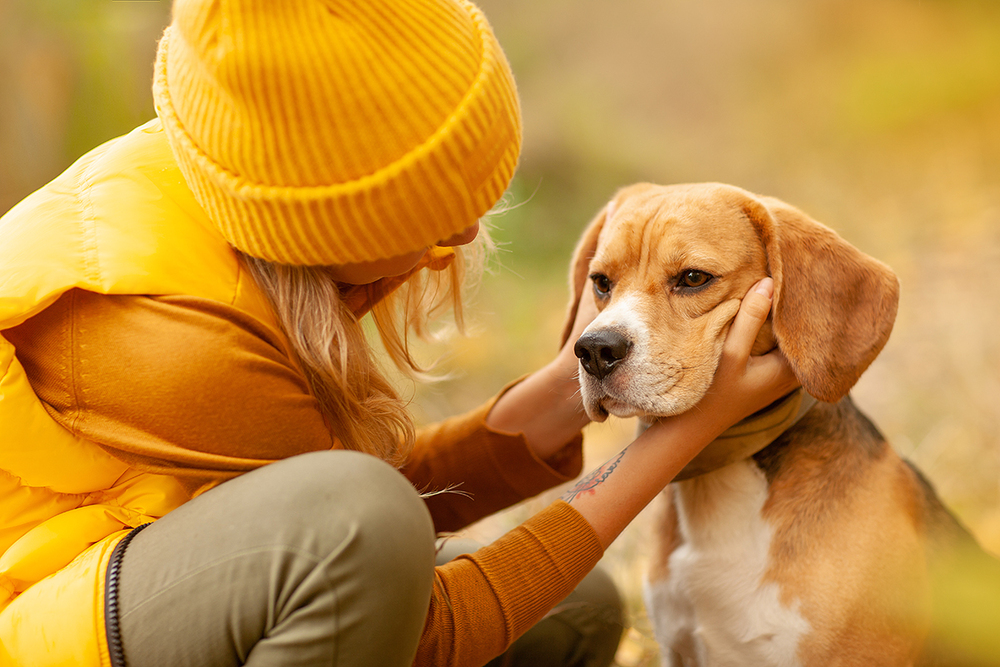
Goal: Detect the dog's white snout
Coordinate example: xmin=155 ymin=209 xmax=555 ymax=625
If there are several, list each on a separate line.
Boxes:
xmin=575 ymin=329 xmax=632 ymax=380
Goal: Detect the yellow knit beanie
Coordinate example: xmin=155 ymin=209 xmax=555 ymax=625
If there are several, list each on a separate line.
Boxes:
xmin=152 ymin=0 xmax=521 ymax=266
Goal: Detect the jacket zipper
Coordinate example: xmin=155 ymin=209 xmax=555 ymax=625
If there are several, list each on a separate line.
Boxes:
xmin=105 ymin=523 xmax=152 ymax=667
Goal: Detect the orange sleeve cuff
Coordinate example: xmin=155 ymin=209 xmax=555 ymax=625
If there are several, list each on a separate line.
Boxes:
xmin=414 ymin=500 xmax=604 ymax=667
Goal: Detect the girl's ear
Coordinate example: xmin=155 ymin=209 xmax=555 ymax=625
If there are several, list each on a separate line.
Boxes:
xmin=559 ymin=201 xmax=613 ymax=348
xmin=743 ymin=196 xmax=900 ymax=402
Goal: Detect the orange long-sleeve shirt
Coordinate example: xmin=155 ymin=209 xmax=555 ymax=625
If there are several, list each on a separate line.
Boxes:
xmin=5 ymin=288 xmax=604 ymax=666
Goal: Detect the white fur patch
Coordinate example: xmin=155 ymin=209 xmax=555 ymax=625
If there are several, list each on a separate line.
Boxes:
xmin=584 ymin=293 xmax=649 ymax=347
xmin=644 ymin=461 xmax=810 ymax=667
xmin=579 ymin=294 xmax=654 ymax=416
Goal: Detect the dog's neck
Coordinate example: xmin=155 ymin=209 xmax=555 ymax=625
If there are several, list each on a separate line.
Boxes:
xmin=643 ymin=389 xmax=818 ymax=481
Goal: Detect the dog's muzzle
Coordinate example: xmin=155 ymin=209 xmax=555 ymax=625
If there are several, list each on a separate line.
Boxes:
xmin=575 ymin=329 xmax=632 ymax=380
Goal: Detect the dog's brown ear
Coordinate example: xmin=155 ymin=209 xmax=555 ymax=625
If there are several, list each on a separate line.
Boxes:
xmin=744 ymin=197 xmax=900 ymax=402
xmin=559 ymin=202 xmax=611 ymax=347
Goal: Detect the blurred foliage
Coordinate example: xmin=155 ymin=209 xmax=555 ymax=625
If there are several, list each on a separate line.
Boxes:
xmin=2 ymin=1 xmax=999 ymax=662
xmin=0 ymin=0 xmax=171 ymax=211
xmin=470 ymin=0 xmax=1000 ymax=548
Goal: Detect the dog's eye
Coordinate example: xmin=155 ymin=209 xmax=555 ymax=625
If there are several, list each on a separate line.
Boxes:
xmin=678 ymin=270 xmax=712 ymax=289
xmin=590 ymin=273 xmax=612 ymax=297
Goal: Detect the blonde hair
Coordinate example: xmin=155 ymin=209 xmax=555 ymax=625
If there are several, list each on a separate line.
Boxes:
xmin=238 ymin=231 xmax=489 ymax=467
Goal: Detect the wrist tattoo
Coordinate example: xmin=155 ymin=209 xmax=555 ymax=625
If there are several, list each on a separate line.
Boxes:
xmin=561 ymin=448 xmax=628 ymax=503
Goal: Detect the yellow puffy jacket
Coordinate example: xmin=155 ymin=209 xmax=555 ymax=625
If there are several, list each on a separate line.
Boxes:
xmin=0 ymin=119 xmax=285 ymax=666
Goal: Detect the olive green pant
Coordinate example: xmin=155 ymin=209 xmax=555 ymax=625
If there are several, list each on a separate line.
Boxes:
xmin=113 ymin=451 xmax=623 ymax=667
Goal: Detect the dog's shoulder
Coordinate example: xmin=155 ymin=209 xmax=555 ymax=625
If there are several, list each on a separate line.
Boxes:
xmin=752 ymin=396 xmax=888 ymax=485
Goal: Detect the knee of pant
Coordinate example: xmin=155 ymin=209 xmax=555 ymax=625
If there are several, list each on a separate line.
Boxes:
xmin=235 ymin=450 xmax=436 ymax=574
xmin=273 ymin=451 xmax=437 ymax=634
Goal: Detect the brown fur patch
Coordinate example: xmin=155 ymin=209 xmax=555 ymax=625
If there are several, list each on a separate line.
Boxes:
xmin=760 ymin=400 xmax=931 ymax=666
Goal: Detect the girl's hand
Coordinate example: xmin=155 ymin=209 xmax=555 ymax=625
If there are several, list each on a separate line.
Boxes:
xmin=663 ymin=277 xmax=800 ymax=442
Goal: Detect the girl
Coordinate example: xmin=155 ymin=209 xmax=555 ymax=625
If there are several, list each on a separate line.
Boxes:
xmin=0 ymin=0 xmax=796 ymax=665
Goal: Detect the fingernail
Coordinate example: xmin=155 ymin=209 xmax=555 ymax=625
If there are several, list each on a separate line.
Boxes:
xmin=755 ymin=277 xmax=774 ymax=298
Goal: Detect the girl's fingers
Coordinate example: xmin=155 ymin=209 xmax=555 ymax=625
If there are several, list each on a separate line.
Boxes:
xmin=747 ymin=348 xmax=801 ymax=404
xmin=724 ymin=278 xmax=774 ymax=362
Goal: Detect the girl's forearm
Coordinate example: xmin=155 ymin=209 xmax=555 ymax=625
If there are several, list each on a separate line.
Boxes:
xmin=559 ymin=417 xmax=715 ymax=549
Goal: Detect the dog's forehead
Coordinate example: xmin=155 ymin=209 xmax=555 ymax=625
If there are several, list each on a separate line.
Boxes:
xmin=595 ymin=185 xmax=761 ymax=272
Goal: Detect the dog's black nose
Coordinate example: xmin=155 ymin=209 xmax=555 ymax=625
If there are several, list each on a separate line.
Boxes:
xmin=574 ymin=330 xmax=632 ymax=380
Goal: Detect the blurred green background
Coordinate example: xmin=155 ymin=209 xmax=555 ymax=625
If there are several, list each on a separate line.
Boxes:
xmin=2 ymin=0 xmax=998 ymax=662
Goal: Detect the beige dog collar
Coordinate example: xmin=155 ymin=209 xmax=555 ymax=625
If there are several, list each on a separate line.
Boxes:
xmin=673 ymin=389 xmax=818 ymax=481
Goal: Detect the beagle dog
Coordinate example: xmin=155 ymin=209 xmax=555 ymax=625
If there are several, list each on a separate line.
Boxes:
xmin=563 ymin=183 xmax=999 ymax=667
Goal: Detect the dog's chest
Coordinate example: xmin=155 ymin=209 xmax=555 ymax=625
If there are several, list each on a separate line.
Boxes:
xmin=643 ymin=460 xmax=810 ymax=667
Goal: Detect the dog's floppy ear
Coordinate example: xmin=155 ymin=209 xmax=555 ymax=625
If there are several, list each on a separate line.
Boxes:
xmin=559 ymin=201 xmax=612 ymax=347
xmin=743 ymin=197 xmax=899 ymax=402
